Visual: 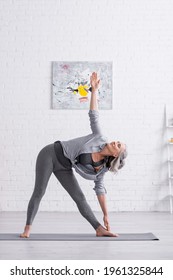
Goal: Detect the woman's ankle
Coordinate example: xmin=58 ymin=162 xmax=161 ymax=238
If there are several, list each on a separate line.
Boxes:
xmin=25 ymin=225 xmax=31 ymax=229
xmin=96 ymin=225 xmax=105 ymax=234
xmin=24 ymin=225 xmax=31 ymax=233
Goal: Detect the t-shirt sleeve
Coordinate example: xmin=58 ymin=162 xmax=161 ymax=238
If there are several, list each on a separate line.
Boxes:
xmin=88 ymin=110 xmax=102 ymax=135
xmin=93 ymin=176 xmax=107 ymax=195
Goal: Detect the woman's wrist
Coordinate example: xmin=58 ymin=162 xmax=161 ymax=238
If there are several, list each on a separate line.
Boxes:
xmin=91 ymin=87 xmax=98 ymax=94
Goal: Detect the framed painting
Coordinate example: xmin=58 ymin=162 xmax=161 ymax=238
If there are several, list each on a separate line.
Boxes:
xmin=52 ymin=61 xmax=112 ymax=109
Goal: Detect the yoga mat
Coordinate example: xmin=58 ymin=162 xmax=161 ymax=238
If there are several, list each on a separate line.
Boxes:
xmin=0 ymin=233 xmax=159 ymax=241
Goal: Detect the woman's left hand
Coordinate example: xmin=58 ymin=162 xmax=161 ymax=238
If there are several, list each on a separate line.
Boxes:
xmin=103 ymin=215 xmax=110 ymax=231
xmin=90 ymin=72 xmax=101 ymax=92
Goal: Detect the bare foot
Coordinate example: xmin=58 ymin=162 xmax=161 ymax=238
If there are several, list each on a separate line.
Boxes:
xmin=96 ymin=225 xmax=118 ymax=237
xmin=20 ymin=225 xmax=31 ymax=238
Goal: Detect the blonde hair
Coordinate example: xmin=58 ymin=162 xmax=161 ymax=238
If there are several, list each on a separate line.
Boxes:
xmin=109 ymin=146 xmax=128 ymax=174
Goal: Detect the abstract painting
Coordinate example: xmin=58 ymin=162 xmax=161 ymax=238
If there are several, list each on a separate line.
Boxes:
xmin=52 ymin=61 xmax=112 ymax=109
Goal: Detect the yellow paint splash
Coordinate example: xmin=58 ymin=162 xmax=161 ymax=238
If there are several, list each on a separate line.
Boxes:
xmin=77 ymin=84 xmax=89 ymax=97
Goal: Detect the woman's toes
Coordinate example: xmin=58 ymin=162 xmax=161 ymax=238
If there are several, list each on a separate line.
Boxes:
xmin=111 ymin=232 xmax=119 ymax=237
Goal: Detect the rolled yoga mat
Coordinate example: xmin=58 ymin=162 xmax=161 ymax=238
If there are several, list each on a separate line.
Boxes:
xmin=0 ymin=233 xmax=159 ymax=241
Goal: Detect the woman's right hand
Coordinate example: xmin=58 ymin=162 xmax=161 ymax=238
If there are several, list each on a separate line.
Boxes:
xmin=103 ymin=215 xmax=110 ymax=231
xmin=90 ymin=72 xmax=101 ymax=92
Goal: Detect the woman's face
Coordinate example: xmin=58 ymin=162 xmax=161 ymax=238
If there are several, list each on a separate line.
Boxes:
xmin=107 ymin=141 xmax=125 ymax=157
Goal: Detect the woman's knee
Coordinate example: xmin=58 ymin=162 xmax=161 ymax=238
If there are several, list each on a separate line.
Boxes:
xmin=31 ymin=188 xmax=46 ymax=200
xmin=73 ymin=192 xmax=86 ymax=204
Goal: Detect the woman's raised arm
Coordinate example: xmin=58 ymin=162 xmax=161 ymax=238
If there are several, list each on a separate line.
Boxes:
xmin=90 ymin=72 xmax=101 ymax=111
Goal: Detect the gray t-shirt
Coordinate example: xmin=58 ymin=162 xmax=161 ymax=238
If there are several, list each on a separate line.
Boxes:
xmin=60 ymin=110 xmax=109 ymax=195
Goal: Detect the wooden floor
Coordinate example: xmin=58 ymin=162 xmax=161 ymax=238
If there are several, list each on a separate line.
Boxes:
xmin=0 ymin=212 xmax=173 ymax=260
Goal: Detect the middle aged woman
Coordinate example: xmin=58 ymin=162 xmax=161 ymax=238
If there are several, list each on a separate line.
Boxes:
xmin=20 ymin=72 xmax=127 ymax=238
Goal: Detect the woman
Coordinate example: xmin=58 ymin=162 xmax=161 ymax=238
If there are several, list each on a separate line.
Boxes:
xmin=20 ymin=72 xmax=127 ymax=238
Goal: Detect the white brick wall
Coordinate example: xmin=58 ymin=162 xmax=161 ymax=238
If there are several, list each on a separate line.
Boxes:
xmin=0 ymin=0 xmax=173 ymax=212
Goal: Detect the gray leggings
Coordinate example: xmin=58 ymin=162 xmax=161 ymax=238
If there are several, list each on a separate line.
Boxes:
xmin=26 ymin=144 xmax=101 ymax=230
